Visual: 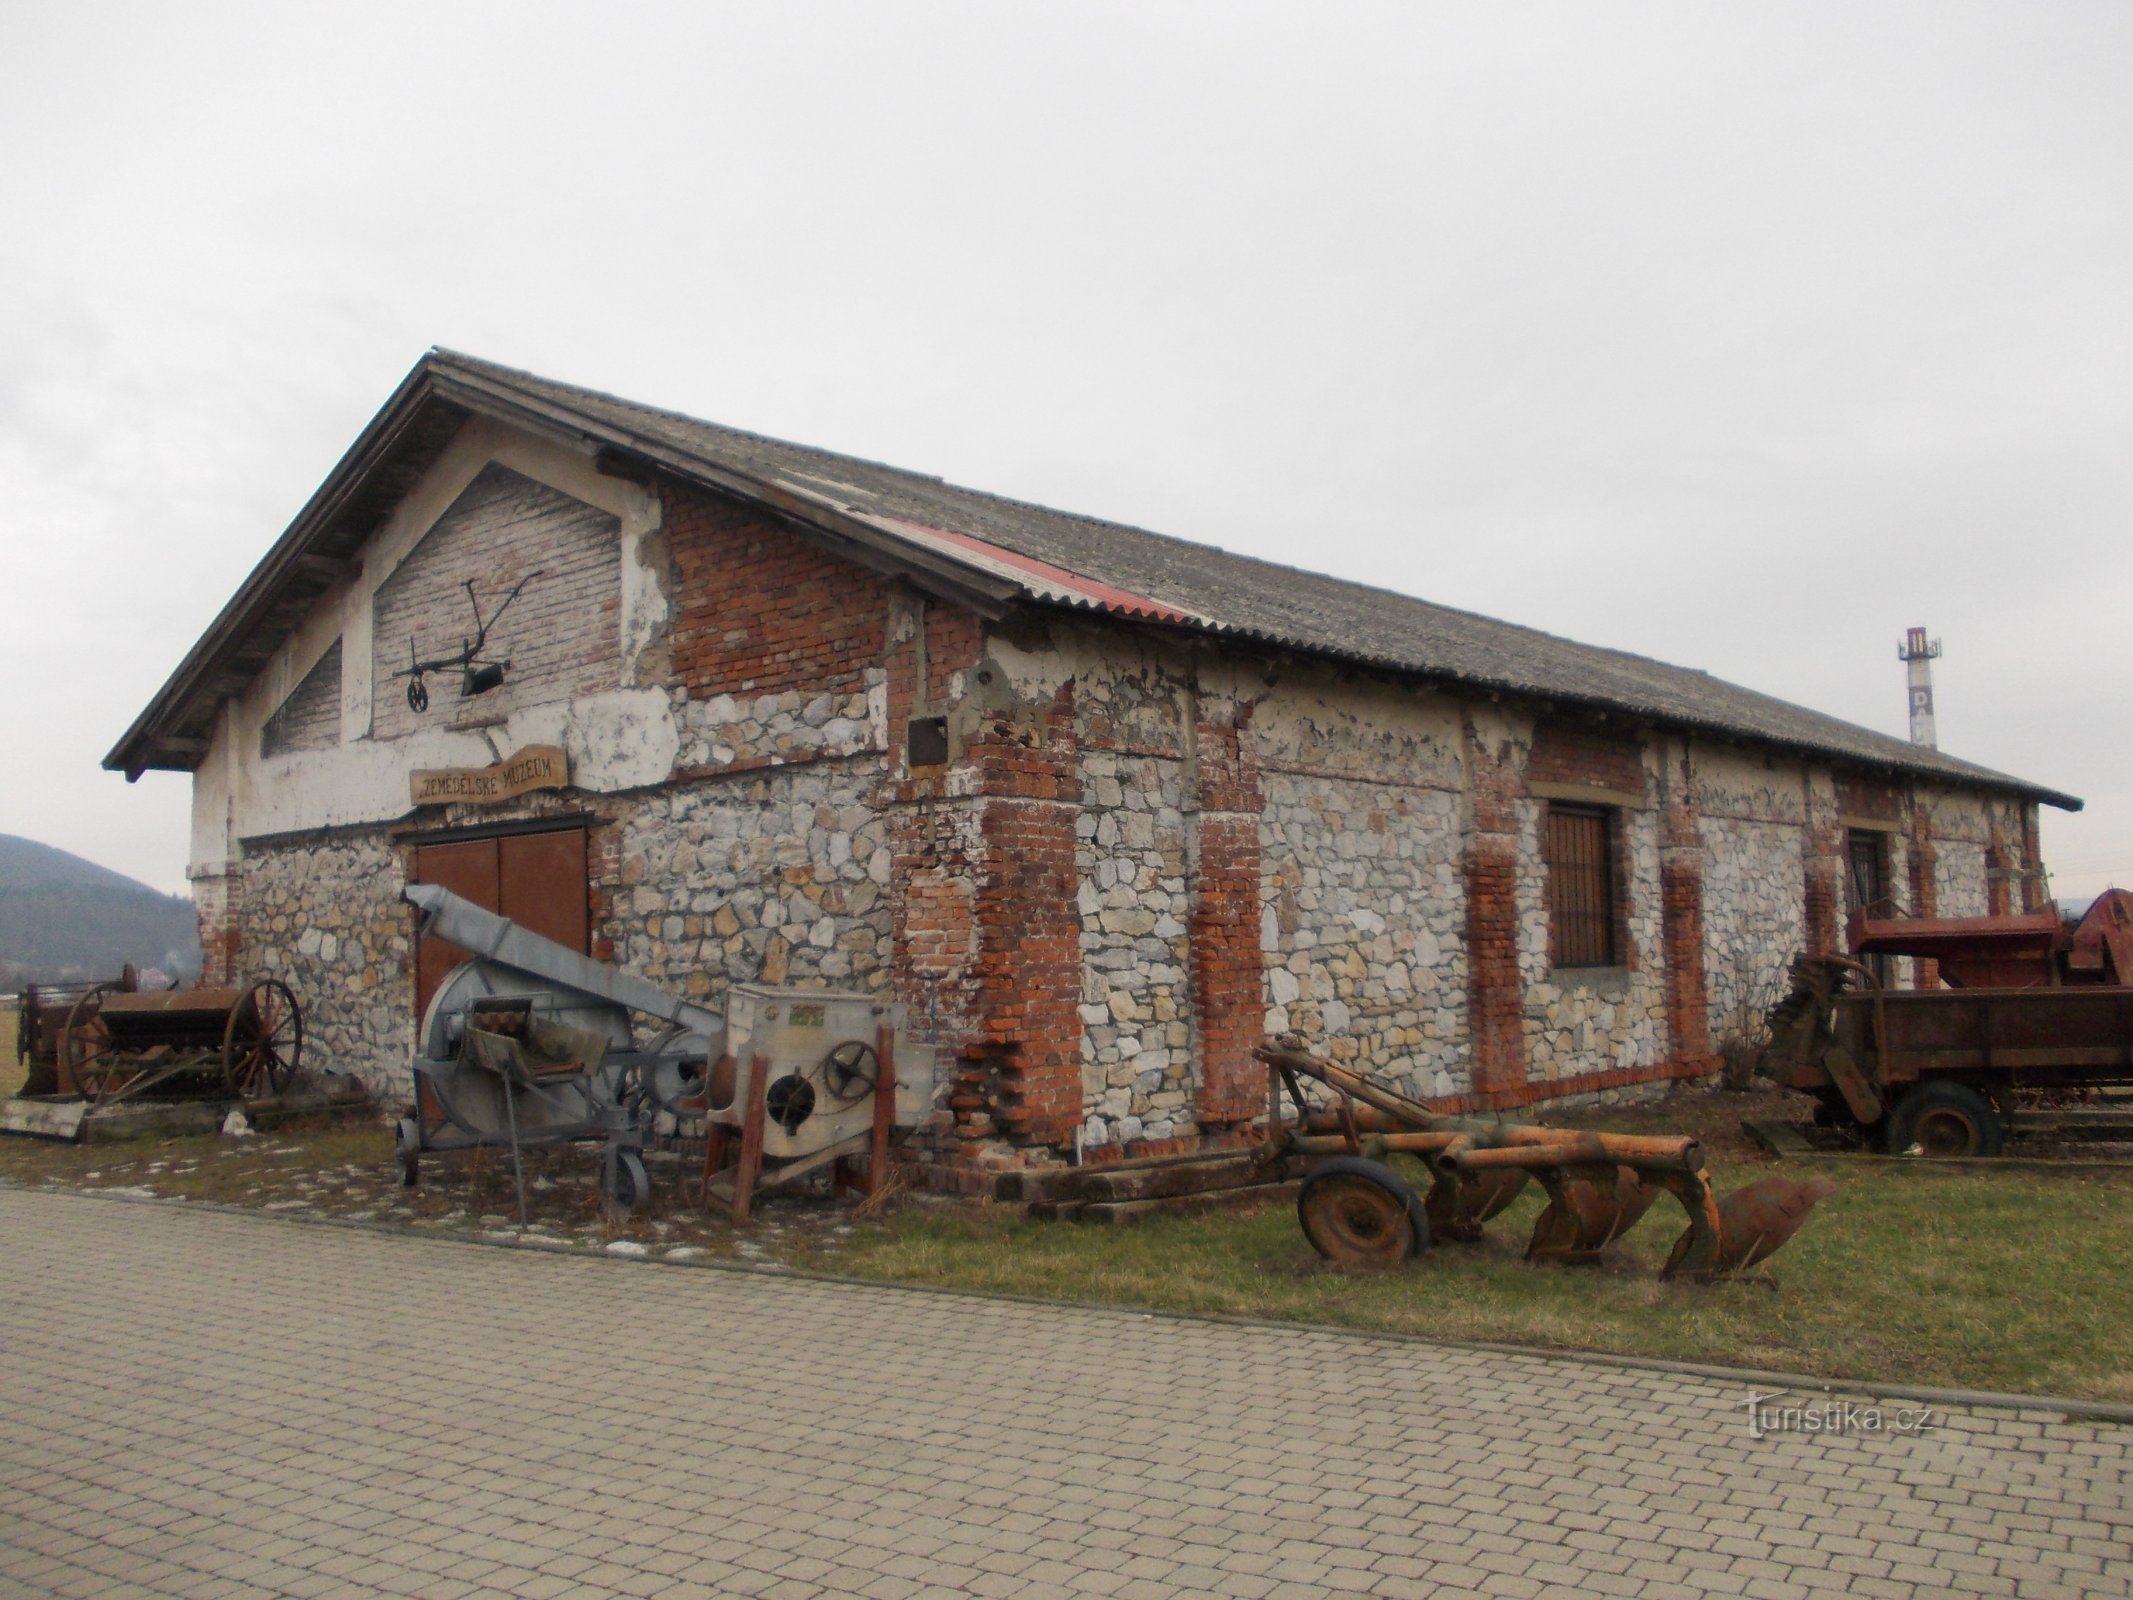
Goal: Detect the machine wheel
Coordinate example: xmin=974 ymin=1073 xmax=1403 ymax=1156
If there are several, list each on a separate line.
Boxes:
xmin=821 ymin=1040 xmax=880 ymax=1106
xmin=1887 ymin=1081 xmax=2004 ymax=1158
xmin=224 ymin=979 xmax=304 ymax=1100
xmin=1297 ymin=1156 xmax=1430 ymax=1268
xmin=60 ymin=983 xmax=124 ymax=1102
xmin=602 ymin=1147 xmax=651 ymax=1217
xmin=393 ymin=1117 xmax=421 ymax=1188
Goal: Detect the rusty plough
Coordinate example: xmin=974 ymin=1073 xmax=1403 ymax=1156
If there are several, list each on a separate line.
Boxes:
xmin=1256 ymin=1044 xmax=1833 ymax=1280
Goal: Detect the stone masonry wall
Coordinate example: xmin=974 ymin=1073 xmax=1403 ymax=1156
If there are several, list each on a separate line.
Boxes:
xmin=1255 ymin=676 xmax=1470 ymax=1105
xmin=613 ymin=763 xmax=895 ymax=1003
xmin=1075 ymin=746 xmax=1193 ymax=1147
xmin=238 ymin=830 xmax=413 ymax=1093
xmin=1693 ymin=747 xmax=1809 ymax=1047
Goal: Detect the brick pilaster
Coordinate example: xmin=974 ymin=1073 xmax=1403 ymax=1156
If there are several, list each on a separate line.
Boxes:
xmin=1462 ymin=720 xmax=1527 ymax=1105
xmin=191 ymin=867 xmax=242 ymax=985
xmin=886 ymin=655 xmax=1085 ymax=1152
xmin=1803 ymin=778 xmax=1845 ymax=957
xmin=1656 ymin=748 xmax=1713 ymax=1074
xmin=1987 ymin=821 xmax=2015 ymax=918
xmin=1190 ymin=707 xmax=1264 ymax=1128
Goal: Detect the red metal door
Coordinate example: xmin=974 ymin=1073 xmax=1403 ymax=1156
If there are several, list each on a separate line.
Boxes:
xmin=499 ymin=830 xmax=589 ymax=956
xmin=410 ymin=829 xmax=588 ymax=1020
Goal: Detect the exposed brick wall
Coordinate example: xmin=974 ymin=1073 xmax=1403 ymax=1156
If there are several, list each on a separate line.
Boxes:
xmin=1190 ymin=708 xmax=1263 ymax=1127
xmin=1656 ymin=751 xmax=1713 ymax=1072
xmin=261 ymin=640 xmax=342 ymax=758
xmin=967 ymin=696 xmax=1084 ymax=1146
xmin=371 ymin=464 xmax=621 ymax=740
xmin=1833 ymin=775 xmax=1902 ymax=825
xmin=193 ymin=870 xmax=241 ymax=986
xmin=1987 ymin=815 xmax=2016 ymax=916
xmin=1462 ymin=720 xmax=1527 ymax=1102
xmin=666 ymin=480 xmax=886 ymax=701
xmin=1802 ymin=775 xmax=1845 ymax=956
xmin=883 ymin=610 xmax=1086 ymax=1153
xmin=1527 ymin=718 xmax=1644 ymax=797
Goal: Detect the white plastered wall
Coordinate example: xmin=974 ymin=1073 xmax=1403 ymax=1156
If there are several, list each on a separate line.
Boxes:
xmin=189 ymin=418 xmax=679 ymax=878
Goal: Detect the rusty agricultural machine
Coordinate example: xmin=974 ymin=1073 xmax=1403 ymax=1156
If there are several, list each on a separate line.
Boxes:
xmin=27 ymin=971 xmax=304 ymax=1107
xmin=1257 ymin=1043 xmax=1832 ymax=1279
xmin=1765 ymin=888 xmax=2133 ymax=1156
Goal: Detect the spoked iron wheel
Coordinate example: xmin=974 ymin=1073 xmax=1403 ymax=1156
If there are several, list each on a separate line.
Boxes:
xmin=223 ymin=978 xmax=304 ymax=1100
xmin=1297 ymin=1156 xmax=1431 ymax=1269
xmin=60 ymin=983 xmax=129 ymax=1103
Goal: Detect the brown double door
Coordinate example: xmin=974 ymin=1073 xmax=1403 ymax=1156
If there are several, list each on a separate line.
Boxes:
xmin=410 ymin=828 xmax=589 ymax=1021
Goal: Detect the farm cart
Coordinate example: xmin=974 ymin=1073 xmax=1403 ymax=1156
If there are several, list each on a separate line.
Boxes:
xmin=1258 ymin=1042 xmax=1832 ymax=1279
xmin=58 ymin=979 xmax=303 ymax=1106
xmin=1766 ymin=958 xmax=2133 ymax=1156
xmin=1765 ymin=889 xmax=2133 ymax=1156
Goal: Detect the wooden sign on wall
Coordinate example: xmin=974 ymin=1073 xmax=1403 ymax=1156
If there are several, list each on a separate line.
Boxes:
xmin=409 ymin=744 xmax=569 ymax=807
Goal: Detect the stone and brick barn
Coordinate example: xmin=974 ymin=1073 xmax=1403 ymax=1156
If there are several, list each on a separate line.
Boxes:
xmin=108 ymin=350 xmax=2080 ymax=1168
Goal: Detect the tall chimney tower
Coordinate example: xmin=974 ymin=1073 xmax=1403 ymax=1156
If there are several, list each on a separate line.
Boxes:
xmin=1898 ymin=625 xmax=1942 ymax=748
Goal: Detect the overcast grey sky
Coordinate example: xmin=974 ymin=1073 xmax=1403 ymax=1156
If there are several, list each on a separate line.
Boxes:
xmin=2 ymin=1 xmax=2127 ymax=898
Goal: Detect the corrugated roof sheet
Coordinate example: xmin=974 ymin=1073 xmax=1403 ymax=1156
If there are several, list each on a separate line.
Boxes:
xmin=430 ymin=350 xmax=2078 ymax=808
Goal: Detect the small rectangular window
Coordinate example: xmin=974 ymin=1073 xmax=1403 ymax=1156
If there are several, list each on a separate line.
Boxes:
xmin=1845 ymin=829 xmax=1892 ymax=918
xmin=906 ymin=715 xmax=949 ymax=767
xmin=1547 ymin=804 xmax=1616 ymax=968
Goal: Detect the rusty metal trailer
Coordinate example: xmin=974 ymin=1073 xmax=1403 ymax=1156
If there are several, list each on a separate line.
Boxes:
xmin=1766 ymin=891 xmax=2133 ymax=1155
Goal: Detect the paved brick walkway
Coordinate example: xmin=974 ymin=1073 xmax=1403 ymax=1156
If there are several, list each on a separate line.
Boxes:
xmin=0 ymin=1188 xmax=2127 ymax=1599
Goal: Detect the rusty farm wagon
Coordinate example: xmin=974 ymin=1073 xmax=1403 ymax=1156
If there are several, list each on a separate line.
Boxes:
xmin=1766 ymin=889 xmax=2133 ymax=1156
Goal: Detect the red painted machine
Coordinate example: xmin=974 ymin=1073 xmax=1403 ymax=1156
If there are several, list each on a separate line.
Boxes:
xmin=1847 ymin=887 xmax=2133 ymax=989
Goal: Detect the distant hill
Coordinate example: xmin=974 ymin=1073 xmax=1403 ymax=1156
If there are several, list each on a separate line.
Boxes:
xmin=0 ymin=835 xmax=199 ymax=988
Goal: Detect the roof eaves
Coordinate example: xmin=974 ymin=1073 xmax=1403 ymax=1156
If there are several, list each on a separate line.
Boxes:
xmin=103 ymin=359 xmax=450 ymax=779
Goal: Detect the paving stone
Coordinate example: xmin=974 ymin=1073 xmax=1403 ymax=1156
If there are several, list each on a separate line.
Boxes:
xmin=0 ymin=1187 xmax=2128 ymax=1600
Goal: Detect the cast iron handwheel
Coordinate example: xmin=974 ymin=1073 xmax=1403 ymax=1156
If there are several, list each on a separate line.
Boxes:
xmin=602 ymin=1147 xmax=651 ymax=1217
xmin=224 ymin=978 xmax=304 ymax=1100
xmin=1886 ymin=1080 xmax=2004 ymax=1158
xmin=820 ymin=1040 xmax=879 ymax=1106
xmin=60 ymin=983 xmax=123 ymax=1103
xmin=1297 ymin=1156 xmax=1431 ymax=1268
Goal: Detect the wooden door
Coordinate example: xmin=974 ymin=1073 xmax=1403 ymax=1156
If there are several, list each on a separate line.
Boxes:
xmin=411 ymin=828 xmax=588 ymax=1020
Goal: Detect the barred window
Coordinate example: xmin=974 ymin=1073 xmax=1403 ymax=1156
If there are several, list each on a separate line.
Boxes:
xmin=1546 ymin=804 xmax=1616 ymax=968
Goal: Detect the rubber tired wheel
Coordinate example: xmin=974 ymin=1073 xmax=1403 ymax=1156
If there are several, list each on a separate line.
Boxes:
xmin=393 ymin=1117 xmax=421 ymax=1188
xmin=1887 ymin=1080 xmax=2004 ymax=1158
xmin=602 ymin=1147 xmax=651 ymax=1217
xmin=1297 ymin=1156 xmax=1430 ymax=1268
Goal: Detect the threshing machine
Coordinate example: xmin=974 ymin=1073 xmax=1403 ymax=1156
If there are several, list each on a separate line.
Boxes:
xmin=398 ymin=885 xmax=926 ymax=1220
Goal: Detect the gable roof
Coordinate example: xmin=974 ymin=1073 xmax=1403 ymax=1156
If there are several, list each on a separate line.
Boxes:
xmin=108 ymin=349 xmax=2080 ymax=811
